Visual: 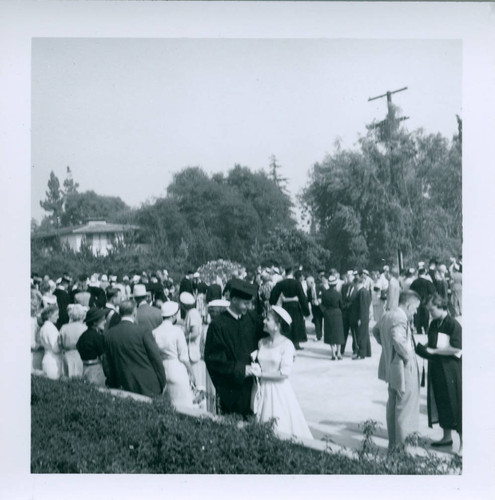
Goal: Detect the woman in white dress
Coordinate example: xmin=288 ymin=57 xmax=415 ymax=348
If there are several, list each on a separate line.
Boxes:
xmin=31 ymin=289 xmax=44 ymax=371
xmin=181 ymin=292 xmax=206 ymax=404
xmin=60 ymin=304 xmax=87 ymax=378
xmin=39 ymin=304 xmax=63 ymax=380
xmin=251 ymin=305 xmax=313 ymax=441
xmin=153 ymin=301 xmax=195 ymax=409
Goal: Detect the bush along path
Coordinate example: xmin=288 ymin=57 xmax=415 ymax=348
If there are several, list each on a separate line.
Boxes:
xmin=31 ymin=376 xmax=461 ymax=474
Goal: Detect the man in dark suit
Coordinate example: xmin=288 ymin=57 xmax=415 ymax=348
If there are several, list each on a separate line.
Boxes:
xmin=350 ymin=271 xmax=372 ymax=360
xmin=104 ymin=299 xmax=166 ymax=397
xmin=133 ymin=284 xmax=162 ymax=331
xmin=204 ymin=279 xmax=264 ymax=417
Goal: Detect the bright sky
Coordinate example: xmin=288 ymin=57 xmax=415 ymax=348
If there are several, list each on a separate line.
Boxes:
xmin=31 ymin=38 xmax=461 ymax=222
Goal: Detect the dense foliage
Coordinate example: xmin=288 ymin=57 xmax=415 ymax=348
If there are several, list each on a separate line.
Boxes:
xmin=31 ymin=376 xmax=461 ymax=474
xmin=302 ymin=111 xmax=462 ymax=270
xmin=34 ymin=167 xmax=132 ymax=231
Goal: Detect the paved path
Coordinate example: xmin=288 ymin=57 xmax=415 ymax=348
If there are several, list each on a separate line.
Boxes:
xmin=289 ymin=320 xmax=461 ymax=455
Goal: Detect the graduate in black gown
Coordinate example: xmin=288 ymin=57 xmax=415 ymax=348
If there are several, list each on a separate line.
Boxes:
xmin=425 ymin=294 xmax=462 ymax=453
xmin=269 ymin=267 xmax=310 ymax=350
xmin=204 ymin=279 xmax=265 ymax=417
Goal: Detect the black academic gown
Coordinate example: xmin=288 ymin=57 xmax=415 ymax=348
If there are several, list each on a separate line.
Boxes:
xmin=269 ymin=278 xmax=310 ymax=345
xmin=204 ymin=310 xmax=264 ymax=416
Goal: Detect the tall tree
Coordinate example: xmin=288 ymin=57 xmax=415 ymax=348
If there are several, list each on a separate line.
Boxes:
xmin=268 ymin=155 xmax=289 ymax=193
xmin=40 ymin=171 xmax=64 ymax=228
xmin=61 ymin=191 xmax=131 ymax=227
xmin=303 ymin=116 xmax=462 ymax=270
xmin=63 ymin=166 xmax=79 ymax=196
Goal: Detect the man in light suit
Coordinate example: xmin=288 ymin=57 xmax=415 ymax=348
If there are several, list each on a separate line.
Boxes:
xmin=372 ymin=290 xmax=421 ymax=450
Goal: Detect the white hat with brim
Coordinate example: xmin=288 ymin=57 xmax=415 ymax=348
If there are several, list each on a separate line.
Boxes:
xmin=207 ymin=299 xmax=230 ymax=308
xmin=161 ymin=301 xmax=179 ymax=318
xmin=180 ymin=292 xmax=196 ymax=306
xmin=133 ymin=284 xmax=148 ymax=297
xmin=328 ymin=276 xmax=338 ymax=285
xmin=271 ymin=305 xmax=292 ymax=326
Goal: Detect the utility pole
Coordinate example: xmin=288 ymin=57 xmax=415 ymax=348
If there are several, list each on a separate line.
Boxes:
xmin=368 ymin=87 xmax=409 ymax=135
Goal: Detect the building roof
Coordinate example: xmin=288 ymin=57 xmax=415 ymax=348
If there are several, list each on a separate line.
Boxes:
xmin=31 ymin=220 xmax=139 ymax=240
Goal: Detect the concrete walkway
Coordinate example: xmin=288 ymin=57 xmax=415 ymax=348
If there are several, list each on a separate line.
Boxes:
xmin=290 ymin=320 xmax=461 ymax=456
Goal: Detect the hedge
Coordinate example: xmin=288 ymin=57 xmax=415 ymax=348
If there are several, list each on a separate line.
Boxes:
xmin=31 ymin=376 xmax=461 ymax=474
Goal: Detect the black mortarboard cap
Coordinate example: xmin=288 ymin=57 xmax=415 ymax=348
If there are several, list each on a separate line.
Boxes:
xmin=229 ymin=278 xmax=257 ymax=300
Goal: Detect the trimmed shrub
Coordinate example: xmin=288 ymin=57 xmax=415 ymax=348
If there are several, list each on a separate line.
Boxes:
xmin=31 ymin=376 xmax=461 ymax=474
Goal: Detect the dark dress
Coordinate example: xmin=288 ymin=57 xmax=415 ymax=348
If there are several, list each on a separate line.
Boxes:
xmin=320 ymin=288 xmax=345 ymax=345
xmin=269 ymin=278 xmax=310 ymax=345
xmin=427 ymin=315 xmax=462 ymax=433
xmin=204 ymin=310 xmax=264 ymax=416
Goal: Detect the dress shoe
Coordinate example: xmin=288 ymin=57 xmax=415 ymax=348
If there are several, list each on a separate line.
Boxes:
xmin=431 ymin=440 xmax=453 ymax=447
xmin=352 ymin=356 xmax=365 ymax=360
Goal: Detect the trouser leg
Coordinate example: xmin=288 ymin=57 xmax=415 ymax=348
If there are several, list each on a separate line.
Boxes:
xmin=314 ymin=311 xmax=323 ymax=340
xmin=394 ymin=375 xmax=420 ymax=445
xmin=387 ymin=387 xmax=397 ymax=449
xmin=341 ymin=312 xmax=350 ymax=354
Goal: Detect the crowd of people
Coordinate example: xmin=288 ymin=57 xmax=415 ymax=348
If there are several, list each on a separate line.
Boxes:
xmin=30 ymin=255 xmax=462 ymax=448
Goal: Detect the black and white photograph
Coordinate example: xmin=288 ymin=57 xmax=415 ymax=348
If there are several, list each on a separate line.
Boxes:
xmin=1 ymin=0 xmax=495 ymax=498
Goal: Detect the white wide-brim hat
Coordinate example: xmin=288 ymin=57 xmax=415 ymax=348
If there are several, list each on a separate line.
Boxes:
xmin=161 ymin=301 xmax=179 ymax=318
xmin=133 ymin=284 xmax=148 ymax=297
xmin=180 ymin=292 xmax=195 ymax=306
xmin=271 ymin=305 xmax=292 ymax=326
xmin=207 ymin=299 xmax=230 ymax=308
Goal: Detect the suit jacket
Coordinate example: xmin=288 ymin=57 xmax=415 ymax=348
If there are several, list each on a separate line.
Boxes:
xmin=372 ymin=308 xmax=419 ymax=394
xmin=349 ymin=287 xmax=370 ymax=324
xmin=104 ymin=319 xmax=166 ymax=397
xmin=341 ymin=282 xmax=357 ymax=311
xmin=136 ymin=303 xmax=163 ymax=331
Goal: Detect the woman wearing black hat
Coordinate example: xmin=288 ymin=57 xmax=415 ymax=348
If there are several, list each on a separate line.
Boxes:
xmin=251 ymin=306 xmax=313 ymax=440
xmin=320 ymin=276 xmax=345 ymax=360
xmin=76 ymin=308 xmax=108 ymax=386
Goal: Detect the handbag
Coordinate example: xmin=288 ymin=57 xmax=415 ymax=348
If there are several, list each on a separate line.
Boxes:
xmin=250 ymin=376 xmax=263 ymax=415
